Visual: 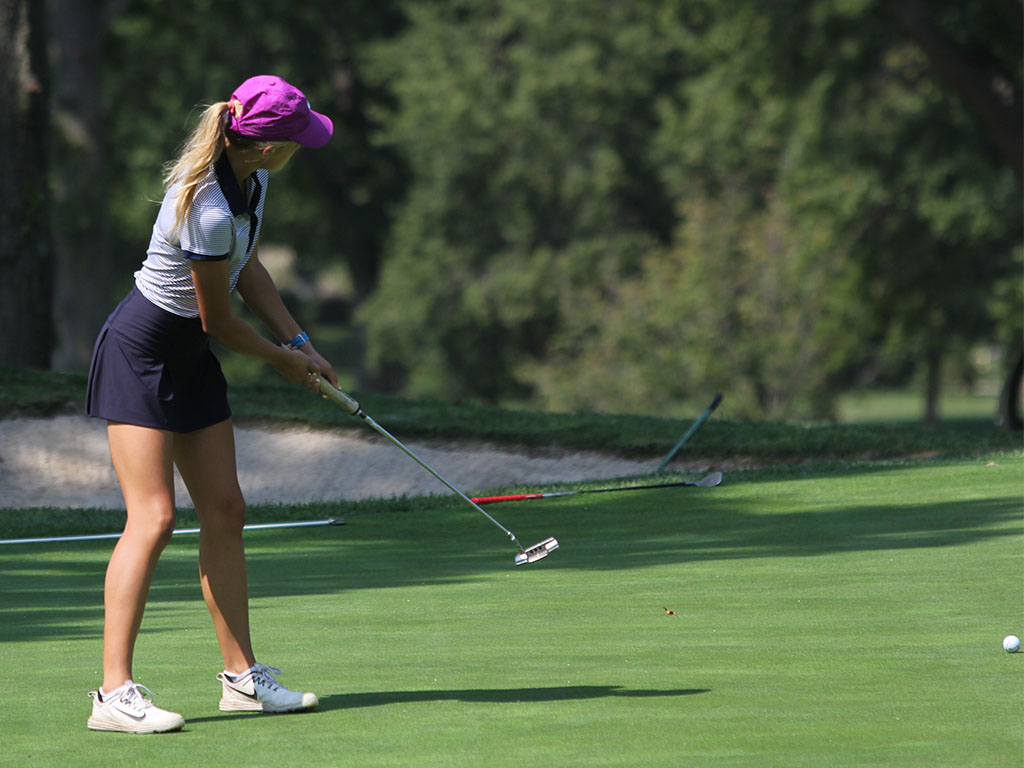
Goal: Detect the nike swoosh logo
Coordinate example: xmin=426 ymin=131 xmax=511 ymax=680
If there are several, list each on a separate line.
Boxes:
xmin=225 ymin=682 xmax=260 ymax=701
xmin=111 ymin=703 xmax=148 ymax=721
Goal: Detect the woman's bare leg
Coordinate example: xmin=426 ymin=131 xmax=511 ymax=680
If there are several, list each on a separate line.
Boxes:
xmin=103 ymin=422 xmax=177 ymax=692
xmin=173 ymin=418 xmax=255 ymax=674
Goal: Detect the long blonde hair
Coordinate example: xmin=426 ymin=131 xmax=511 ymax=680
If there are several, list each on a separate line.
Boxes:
xmin=163 ymin=100 xmax=286 ymax=234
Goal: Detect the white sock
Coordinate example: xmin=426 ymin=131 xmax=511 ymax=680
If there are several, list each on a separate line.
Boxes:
xmin=224 ymin=666 xmax=256 ymax=682
xmin=99 ymin=681 xmax=129 ymax=701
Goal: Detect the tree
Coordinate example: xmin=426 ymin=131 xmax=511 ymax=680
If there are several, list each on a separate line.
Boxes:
xmin=884 ymin=0 xmax=1024 ymax=427
xmin=361 ymin=0 xmax=685 ymax=405
xmin=725 ymin=0 xmax=1022 ymax=423
xmin=0 ymin=0 xmax=53 ymax=368
xmin=886 ymin=0 xmax=1022 ymax=185
xmin=361 ymin=0 xmax=1021 ymax=421
xmin=48 ymin=0 xmax=130 ymax=371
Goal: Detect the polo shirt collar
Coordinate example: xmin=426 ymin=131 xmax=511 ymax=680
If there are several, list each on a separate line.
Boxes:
xmin=213 ymin=152 xmax=262 ymax=216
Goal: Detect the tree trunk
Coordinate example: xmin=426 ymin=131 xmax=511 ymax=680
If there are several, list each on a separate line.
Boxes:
xmin=49 ymin=0 xmax=115 ymax=371
xmin=0 ymin=0 xmax=54 ymax=368
xmin=922 ymin=343 xmax=943 ymax=427
xmin=997 ymin=349 xmax=1023 ymax=430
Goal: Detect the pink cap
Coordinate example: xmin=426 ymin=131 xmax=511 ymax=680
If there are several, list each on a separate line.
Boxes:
xmin=229 ymin=75 xmax=333 ymax=148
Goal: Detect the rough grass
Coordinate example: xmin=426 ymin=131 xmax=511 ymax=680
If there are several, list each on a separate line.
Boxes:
xmin=1 ymin=366 xmax=1019 ymax=462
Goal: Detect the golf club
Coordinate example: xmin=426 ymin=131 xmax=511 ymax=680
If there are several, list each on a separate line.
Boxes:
xmin=656 ymin=394 xmax=723 ymax=472
xmin=0 ymin=517 xmax=346 ymax=547
xmin=317 ymin=379 xmax=558 ymax=566
xmin=471 ymin=471 xmax=723 ymax=505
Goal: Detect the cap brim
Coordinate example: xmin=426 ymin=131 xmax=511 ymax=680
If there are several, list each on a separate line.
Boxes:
xmin=292 ymin=110 xmax=333 ymax=148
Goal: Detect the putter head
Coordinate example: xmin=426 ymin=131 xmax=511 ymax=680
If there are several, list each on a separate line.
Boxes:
xmin=514 ymin=537 xmax=559 ymax=566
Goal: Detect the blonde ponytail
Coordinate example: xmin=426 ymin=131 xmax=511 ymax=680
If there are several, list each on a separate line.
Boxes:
xmin=163 ymin=101 xmax=233 ymax=234
xmin=163 ymin=100 xmax=288 ymax=234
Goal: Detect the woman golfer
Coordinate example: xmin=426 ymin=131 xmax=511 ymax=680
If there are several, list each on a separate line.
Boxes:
xmin=84 ymin=75 xmax=336 ymax=733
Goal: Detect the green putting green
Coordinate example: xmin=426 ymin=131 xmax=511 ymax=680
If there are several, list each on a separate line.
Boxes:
xmin=1 ymin=458 xmax=1021 ymax=766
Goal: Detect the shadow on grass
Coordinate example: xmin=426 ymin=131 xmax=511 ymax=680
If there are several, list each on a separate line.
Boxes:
xmin=182 ymin=685 xmax=710 ymax=725
xmin=317 ymin=685 xmax=710 ymax=709
xmin=1 ymin=469 xmax=1019 ymax=642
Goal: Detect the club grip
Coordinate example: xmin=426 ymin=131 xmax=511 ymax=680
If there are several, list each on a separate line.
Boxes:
xmin=470 ymin=493 xmax=545 ymax=505
xmin=319 ymin=379 xmax=361 ymax=415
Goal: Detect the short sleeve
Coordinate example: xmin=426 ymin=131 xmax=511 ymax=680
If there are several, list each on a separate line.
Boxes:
xmin=180 ymin=204 xmax=233 ymax=260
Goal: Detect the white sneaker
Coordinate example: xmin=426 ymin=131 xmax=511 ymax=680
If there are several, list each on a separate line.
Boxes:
xmin=87 ymin=681 xmax=185 ymax=734
xmin=217 ymin=664 xmax=318 ymax=713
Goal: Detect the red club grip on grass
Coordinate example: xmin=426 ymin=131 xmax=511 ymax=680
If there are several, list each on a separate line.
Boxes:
xmin=470 ymin=493 xmax=546 ymax=505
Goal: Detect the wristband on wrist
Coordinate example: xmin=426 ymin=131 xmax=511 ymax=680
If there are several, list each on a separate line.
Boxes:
xmin=282 ymin=331 xmax=309 ymax=350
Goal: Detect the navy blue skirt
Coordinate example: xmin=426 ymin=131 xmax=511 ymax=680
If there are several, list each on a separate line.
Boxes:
xmin=85 ymin=286 xmax=231 ymax=432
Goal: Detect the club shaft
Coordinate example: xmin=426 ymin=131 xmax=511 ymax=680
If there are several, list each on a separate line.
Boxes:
xmin=656 ymin=394 xmax=723 ymax=472
xmin=355 ymin=411 xmax=524 ymax=550
xmin=471 ymin=475 xmax=718 ymax=505
xmin=316 ymin=381 xmax=562 ymax=561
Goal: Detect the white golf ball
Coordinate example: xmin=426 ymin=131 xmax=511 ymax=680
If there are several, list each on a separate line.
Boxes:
xmin=1003 ymin=635 xmax=1021 ymax=653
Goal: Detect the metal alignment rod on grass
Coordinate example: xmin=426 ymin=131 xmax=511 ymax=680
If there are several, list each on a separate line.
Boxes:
xmin=0 ymin=518 xmax=346 ymax=546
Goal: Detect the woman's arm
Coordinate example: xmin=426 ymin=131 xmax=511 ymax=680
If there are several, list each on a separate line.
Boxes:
xmin=191 ymin=258 xmax=321 ymax=389
xmin=234 ymin=249 xmax=339 ymax=386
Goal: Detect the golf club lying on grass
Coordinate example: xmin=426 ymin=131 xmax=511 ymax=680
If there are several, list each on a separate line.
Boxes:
xmin=317 ymin=379 xmax=558 ymax=566
xmin=656 ymin=394 xmax=723 ymax=472
xmin=0 ymin=518 xmax=346 ymax=546
xmin=470 ymin=471 xmax=723 ymax=505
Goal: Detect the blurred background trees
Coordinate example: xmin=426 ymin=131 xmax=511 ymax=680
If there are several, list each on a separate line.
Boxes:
xmin=3 ymin=0 xmax=1020 ymax=423
xmin=1 ymin=0 xmax=53 ymax=368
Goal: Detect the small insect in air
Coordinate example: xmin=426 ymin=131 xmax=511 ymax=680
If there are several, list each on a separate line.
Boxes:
xmin=663 ymin=607 xmax=676 ymax=615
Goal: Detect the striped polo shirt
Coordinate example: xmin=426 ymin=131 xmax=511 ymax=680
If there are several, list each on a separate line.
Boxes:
xmin=135 ymin=152 xmax=268 ymax=318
